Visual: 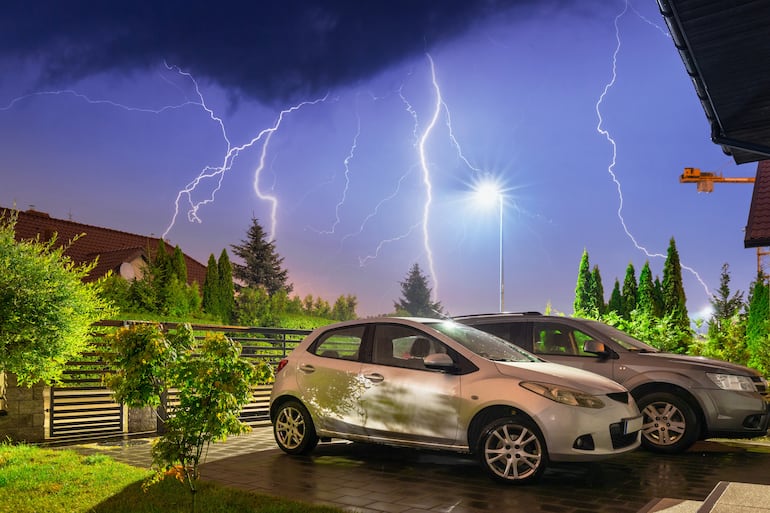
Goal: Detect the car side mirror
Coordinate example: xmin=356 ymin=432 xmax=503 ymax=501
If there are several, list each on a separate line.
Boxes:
xmin=424 ymin=353 xmax=455 ymax=371
xmin=583 ymin=340 xmax=607 ymax=355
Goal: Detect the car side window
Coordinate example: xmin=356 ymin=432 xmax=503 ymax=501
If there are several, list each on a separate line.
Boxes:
xmin=371 ymin=324 xmax=446 ymax=370
xmin=534 ymin=324 xmax=578 ymax=356
xmin=310 ymin=325 xmax=364 ymax=361
xmin=533 ymin=324 xmax=597 ymax=357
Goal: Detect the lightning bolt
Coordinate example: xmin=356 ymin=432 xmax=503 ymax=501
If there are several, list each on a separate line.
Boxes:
xmin=597 ymin=0 xmax=710 ymax=296
xmin=0 ymin=89 xmax=199 ymax=114
xmin=358 ymin=223 xmax=422 ymax=267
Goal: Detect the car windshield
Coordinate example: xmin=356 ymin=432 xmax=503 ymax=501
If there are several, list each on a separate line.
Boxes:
xmin=586 ymin=320 xmax=659 ymax=352
xmin=425 ymin=320 xmax=538 ymax=362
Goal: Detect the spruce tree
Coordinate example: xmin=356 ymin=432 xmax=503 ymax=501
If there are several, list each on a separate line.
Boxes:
xmin=621 ymin=262 xmax=638 ymax=319
xmin=218 ymin=249 xmax=235 ymax=324
xmin=231 ymin=217 xmax=292 ymax=295
xmin=573 ymin=249 xmax=593 ymax=317
xmin=706 ymin=263 xmax=746 ymax=363
xmin=203 ymin=253 xmax=220 ymax=317
xmin=394 ymin=263 xmax=444 ymax=317
xmin=662 ymin=237 xmax=689 ymax=330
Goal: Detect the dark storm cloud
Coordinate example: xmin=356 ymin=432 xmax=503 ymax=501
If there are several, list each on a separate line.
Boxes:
xmin=0 ymin=0 xmax=538 ymax=103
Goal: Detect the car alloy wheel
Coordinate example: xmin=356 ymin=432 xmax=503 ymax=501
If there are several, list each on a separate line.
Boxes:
xmin=638 ymin=392 xmax=698 ymax=454
xmin=273 ymin=400 xmax=319 ymax=455
xmin=478 ymin=417 xmax=547 ymax=484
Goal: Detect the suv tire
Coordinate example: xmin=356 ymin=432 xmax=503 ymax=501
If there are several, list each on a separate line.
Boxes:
xmin=637 ymin=392 xmax=698 ymax=454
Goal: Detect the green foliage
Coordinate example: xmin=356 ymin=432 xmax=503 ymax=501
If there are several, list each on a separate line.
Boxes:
xmin=0 ymin=212 xmax=113 ymax=385
xmin=203 ymin=253 xmax=220 ymax=318
xmin=589 ymin=265 xmax=605 ymax=317
xmin=231 ymin=217 xmax=292 ymax=295
xmin=394 ymin=263 xmax=444 ymax=317
xmin=702 ymin=263 xmax=748 ymax=364
xmin=235 ymin=286 xmax=275 ymax=326
xmin=607 ymin=279 xmax=622 ymax=315
xmin=332 ymin=295 xmax=357 ymax=321
xmin=103 ymin=324 xmax=271 ymax=496
xmin=746 ymin=274 xmax=770 ymax=375
xmin=98 ymin=271 xmax=133 ymax=312
xmin=603 ymin=310 xmax=692 ymax=354
xmin=637 ymin=261 xmax=656 ymax=317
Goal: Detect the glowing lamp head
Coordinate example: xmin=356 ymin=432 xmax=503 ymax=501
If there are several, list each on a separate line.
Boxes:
xmin=473 ymin=179 xmax=503 ymax=208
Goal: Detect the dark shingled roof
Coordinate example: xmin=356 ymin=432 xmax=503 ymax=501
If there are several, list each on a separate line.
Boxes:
xmin=3 ymin=207 xmax=207 ymax=286
xmin=745 ymin=161 xmax=770 ymax=248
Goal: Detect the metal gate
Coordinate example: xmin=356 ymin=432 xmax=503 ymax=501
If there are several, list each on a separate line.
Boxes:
xmin=49 ymin=387 xmax=124 ymax=439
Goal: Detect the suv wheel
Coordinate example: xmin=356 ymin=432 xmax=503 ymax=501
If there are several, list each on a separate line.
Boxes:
xmin=477 ymin=417 xmax=548 ymax=484
xmin=273 ymin=400 xmax=319 ymax=455
xmin=637 ymin=392 xmax=698 ymax=453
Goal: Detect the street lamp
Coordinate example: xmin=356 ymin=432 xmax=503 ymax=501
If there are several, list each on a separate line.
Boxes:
xmin=473 ymin=180 xmax=505 ymax=312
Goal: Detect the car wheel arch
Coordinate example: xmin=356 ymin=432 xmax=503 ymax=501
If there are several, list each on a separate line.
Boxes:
xmin=467 ymin=405 xmax=540 ymax=452
xmin=270 ymin=394 xmax=308 ymax=422
xmin=631 ymin=383 xmax=705 ymax=440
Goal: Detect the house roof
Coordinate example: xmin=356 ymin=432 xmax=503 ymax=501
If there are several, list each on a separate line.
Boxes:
xmin=3 ymin=207 xmax=208 ymax=285
xmin=745 ymin=161 xmax=770 ymax=248
xmin=660 ymin=0 xmax=770 ymax=164
xmin=659 ymin=1 xmax=770 ymax=248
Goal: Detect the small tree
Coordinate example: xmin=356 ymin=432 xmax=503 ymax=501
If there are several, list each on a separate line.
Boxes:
xmin=217 ymin=249 xmax=235 ymax=324
xmin=0 ymin=212 xmax=112 ymax=385
xmin=394 ymin=263 xmax=443 ymax=317
xmin=637 ymin=261 xmax=656 ymax=317
xmin=607 ymin=279 xmax=622 ymax=315
xmin=231 ymin=217 xmax=292 ymax=295
xmin=662 ymin=237 xmax=689 ymax=332
xmin=621 ymin=262 xmax=638 ymax=320
xmin=202 ymin=254 xmax=220 ymax=318
xmin=573 ymin=249 xmax=593 ymax=317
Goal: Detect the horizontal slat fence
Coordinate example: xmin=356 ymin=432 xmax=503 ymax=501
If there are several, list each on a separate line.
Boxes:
xmin=48 ymin=320 xmax=312 ymax=440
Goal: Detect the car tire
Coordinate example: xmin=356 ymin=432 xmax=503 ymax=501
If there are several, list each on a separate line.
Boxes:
xmin=476 ymin=417 xmax=548 ymax=484
xmin=273 ymin=400 xmax=319 ymax=455
xmin=637 ymin=392 xmax=698 ymax=454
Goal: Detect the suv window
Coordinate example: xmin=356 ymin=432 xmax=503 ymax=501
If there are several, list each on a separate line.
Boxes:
xmin=533 ymin=323 xmax=597 ymax=357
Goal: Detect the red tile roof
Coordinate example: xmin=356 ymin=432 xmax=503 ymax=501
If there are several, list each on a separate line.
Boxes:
xmin=2 ymin=207 xmax=207 ymax=286
xmin=745 ymin=161 xmax=770 ymax=248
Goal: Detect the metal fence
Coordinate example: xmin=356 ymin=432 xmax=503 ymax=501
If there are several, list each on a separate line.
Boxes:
xmin=48 ymin=320 xmax=312 ymax=440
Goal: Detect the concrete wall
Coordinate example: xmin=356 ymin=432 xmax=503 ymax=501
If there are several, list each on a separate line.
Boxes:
xmin=0 ymin=372 xmax=48 ymax=443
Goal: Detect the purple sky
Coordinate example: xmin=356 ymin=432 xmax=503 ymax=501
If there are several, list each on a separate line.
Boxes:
xmin=0 ymin=1 xmax=758 ymax=318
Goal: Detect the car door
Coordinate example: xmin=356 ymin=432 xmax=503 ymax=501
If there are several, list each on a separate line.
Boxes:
xmin=358 ymin=323 xmax=461 ymax=445
xmin=294 ymin=325 xmax=367 ymax=435
xmin=531 ymin=322 xmax=616 ymax=381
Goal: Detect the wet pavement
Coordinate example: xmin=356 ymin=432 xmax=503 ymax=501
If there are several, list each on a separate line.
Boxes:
xmin=64 ymin=428 xmax=770 ymax=513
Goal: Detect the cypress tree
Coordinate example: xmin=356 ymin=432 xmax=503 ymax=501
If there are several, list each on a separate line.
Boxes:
xmin=218 ymin=249 xmax=235 ymax=324
xmin=637 ymin=261 xmax=655 ymax=317
xmin=574 ymin=249 xmax=593 ymax=317
xmin=607 ymin=279 xmax=622 ymax=314
xmin=662 ymin=237 xmax=688 ymax=329
xmin=621 ymin=262 xmax=638 ymax=319
xmin=203 ymin=253 xmax=220 ymax=317
xmin=588 ymin=265 xmax=605 ymax=318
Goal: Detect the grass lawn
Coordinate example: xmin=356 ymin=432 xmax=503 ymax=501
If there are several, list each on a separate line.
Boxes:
xmin=0 ymin=442 xmax=342 ymax=513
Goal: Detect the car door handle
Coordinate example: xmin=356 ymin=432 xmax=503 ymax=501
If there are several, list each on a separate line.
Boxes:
xmin=299 ymin=364 xmax=315 ymax=374
xmin=363 ymin=373 xmax=384 ymax=383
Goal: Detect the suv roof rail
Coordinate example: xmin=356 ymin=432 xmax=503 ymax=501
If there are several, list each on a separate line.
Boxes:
xmin=454 ymin=311 xmax=542 ymax=319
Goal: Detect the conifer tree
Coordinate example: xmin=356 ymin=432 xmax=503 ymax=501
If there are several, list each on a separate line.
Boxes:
xmin=588 ymin=265 xmax=605 ymax=318
xmin=171 ymin=245 xmax=187 ymax=283
xmin=231 ymin=217 xmax=292 ymax=295
xmin=662 ymin=237 xmax=689 ymax=329
xmin=621 ymin=262 xmax=638 ymax=319
xmin=203 ymin=253 xmax=220 ymax=317
xmin=706 ymin=263 xmax=746 ymax=363
xmin=573 ymin=249 xmax=593 ymax=317
xmin=637 ymin=261 xmax=655 ymax=316
xmin=394 ymin=263 xmax=443 ymax=317
xmin=607 ymin=279 xmax=622 ymax=314
xmin=218 ymin=249 xmax=235 ymax=324
xmin=653 ymin=276 xmax=665 ymax=316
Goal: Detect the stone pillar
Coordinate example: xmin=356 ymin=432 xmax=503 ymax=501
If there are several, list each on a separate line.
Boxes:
xmin=0 ymin=372 xmax=48 ymax=443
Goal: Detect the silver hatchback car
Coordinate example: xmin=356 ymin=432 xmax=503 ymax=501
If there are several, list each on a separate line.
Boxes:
xmin=270 ymin=317 xmax=642 ymax=484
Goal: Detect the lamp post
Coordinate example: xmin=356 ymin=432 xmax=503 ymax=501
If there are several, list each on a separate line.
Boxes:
xmin=474 ymin=181 xmax=505 ymax=312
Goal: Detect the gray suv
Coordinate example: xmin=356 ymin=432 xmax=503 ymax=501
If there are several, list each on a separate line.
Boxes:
xmin=455 ymin=313 xmax=770 ymax=453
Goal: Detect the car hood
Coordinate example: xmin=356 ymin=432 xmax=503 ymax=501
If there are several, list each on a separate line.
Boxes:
xmin=494 ymin=361 xmax=629 ymax=395
xmin=637 ymin=352 xmax=761 ymax=377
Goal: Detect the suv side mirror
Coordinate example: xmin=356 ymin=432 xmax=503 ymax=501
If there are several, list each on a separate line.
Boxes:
xmin=583 ymin=340 xmax=608 ymax=355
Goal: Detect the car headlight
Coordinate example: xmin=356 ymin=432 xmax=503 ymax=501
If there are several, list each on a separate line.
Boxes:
xmin=520 ymin=381 xmax=605 ymax=409
xmin=707 ymin=373 xmax=756 ymax=392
